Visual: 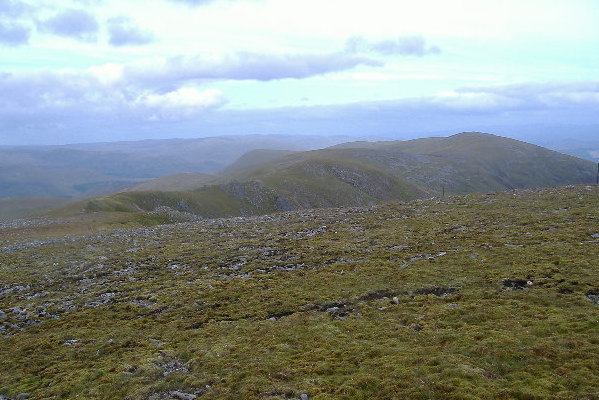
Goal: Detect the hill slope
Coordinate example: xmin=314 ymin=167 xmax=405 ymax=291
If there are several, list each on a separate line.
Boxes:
xmin=1 ymin=185 xmax=598 ymax=399
xmin=67 ymin=132 xmax=597 ymax=219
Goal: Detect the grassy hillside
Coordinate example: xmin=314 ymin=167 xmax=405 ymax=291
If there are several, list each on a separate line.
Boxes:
xmin=221 ymin=149 xmax=299 ymax=174
xmin=64 ymin=132 xmax=597 ymax=220
xmin=1 ymin=185 xmax=598 ymax=399
xmin=129 ymin=173 xmax=218 ymax=192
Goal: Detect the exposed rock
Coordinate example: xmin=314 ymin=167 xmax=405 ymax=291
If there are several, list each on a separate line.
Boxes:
xmin=414 ymin=286 xmax=458 ymax=297
xmin=501 ymin=279 xmax=530 ymax=290
xmin=170 ymin=391 xmax=197 ymax=400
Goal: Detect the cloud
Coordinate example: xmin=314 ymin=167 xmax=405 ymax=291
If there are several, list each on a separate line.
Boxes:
xmin=0 ymin=69 xmax=113 ymax=111
xmin=125 ymin=51 xmax=382 ymax=88
xmin=345 ymin=35 xmax=441 ymax=56
xmin=107 ymin=16 xmax=155 ymax=47
xmin=0 ymin=0 xmax=31 ymax=17
xmin=38 ymin=9 xmax=100 ymax=41
xmin=0 ymin=20 xmax=30 ymax=45
xmin=166 ymin=0 xmax=218 ymax=4
xmin=135 ymin=87 xmax=226 ymax=120
xmin=0 ymin=66 xmax=227 ymax=124
xmin=433 ymin=82 xmax=599 ymax=112
xmin=0 ymin=44 xmax=380 ymax=123
xmin=0 ymin=0 xmax=33 ymax=46
xmin=2 ymin=76 xmax=598 ymax=145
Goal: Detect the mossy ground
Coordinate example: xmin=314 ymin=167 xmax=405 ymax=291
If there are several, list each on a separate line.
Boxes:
xmin=1 ymin=185 xmax=598 ymax=399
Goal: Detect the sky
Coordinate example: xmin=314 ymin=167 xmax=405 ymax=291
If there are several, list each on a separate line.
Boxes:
xmin=1 ymin=0 xmax=598 ymax=145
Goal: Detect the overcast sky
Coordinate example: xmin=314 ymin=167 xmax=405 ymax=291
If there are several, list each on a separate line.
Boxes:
xmin=1 ymin=0 xmax=598 ymax=145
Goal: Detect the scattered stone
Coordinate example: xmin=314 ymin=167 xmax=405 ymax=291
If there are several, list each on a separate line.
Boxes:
xmin=150 ymin=338 xmax=166 ymax=347
xmin=153 ymin=351 xmax=189 ymax=376
xmin=300 ymin=394 xmax=309 ymax=400
xmin=586 ymin=290 xmax=599 ymax=305
xmin=169 ymin=391 xmax=197 ymax=400
xmin=391 ymin=297 xmax=399 ymax=304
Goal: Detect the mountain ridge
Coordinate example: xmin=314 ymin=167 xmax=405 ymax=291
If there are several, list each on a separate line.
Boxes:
xmin=41 ymin=132 xmax=597 ymax=221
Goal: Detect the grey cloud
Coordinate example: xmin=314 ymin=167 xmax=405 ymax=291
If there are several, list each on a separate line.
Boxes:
xmin=126 ymin=51 xmax=382 ymax=88
xmin=0 ymin=0 xmax=34 ymax=46
xmin=2 ymin=74 xmax=598 ymax=145
xmin=0 ymin=67 xmax=227 ymax=125
xmin=0 ymin=47 xmax=381 ymax=142
xmin=346 ymin=35 xmax=441 ymax=56
xmin=107 ymin=17 xmax=154 ymax=47
xmin=0 ymin=49 xmax=379 ymax=114
xmin=0 ymin=20 xmax=30 ymax=45
xmin=0 ymin=70 xmax=110 ymax=111
xmin=0 ymin=0 xmax=31 ymax=16
xmin=38 ymin=9 xmax=99 ymax=41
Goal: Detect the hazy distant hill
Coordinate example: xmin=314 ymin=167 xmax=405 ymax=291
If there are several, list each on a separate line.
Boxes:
xmin=0 ymin=197 xmax=75 ymax=220
xmin=48 ymin=132 xmax=597 ymax=219
xmin=0 ymin=135 xmax=347 ymax=201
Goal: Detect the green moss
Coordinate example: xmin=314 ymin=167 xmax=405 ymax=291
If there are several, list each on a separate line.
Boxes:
xmin=1 ymin=185 xmax=598 ymax=399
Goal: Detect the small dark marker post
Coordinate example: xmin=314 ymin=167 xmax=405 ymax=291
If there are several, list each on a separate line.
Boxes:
xmin=596 ymin=162 xmax=599 ymax=185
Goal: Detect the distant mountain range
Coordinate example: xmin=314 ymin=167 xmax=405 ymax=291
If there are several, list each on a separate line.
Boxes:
xmin=34 ymin=132 xmax=596 ymax=221
xmin=0 ymin=134 xmax=348 ymax=199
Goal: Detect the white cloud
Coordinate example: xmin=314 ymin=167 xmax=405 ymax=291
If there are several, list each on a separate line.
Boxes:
xmin=135 ymin=87 xmax=226 ymax=120
xmin=87 ymin=63 xmax=125 ymax=85
xmin=345 ymin=35 xmax=441 ymax=56
xmin=446 ymin=82 xmax=599 ymax=110
xmin=107 ymin=16 xmax=154 ymax=46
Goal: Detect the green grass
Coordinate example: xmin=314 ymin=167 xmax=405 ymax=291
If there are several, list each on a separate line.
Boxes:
xmin=1 ymin=185 xmax=598 ymax=399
